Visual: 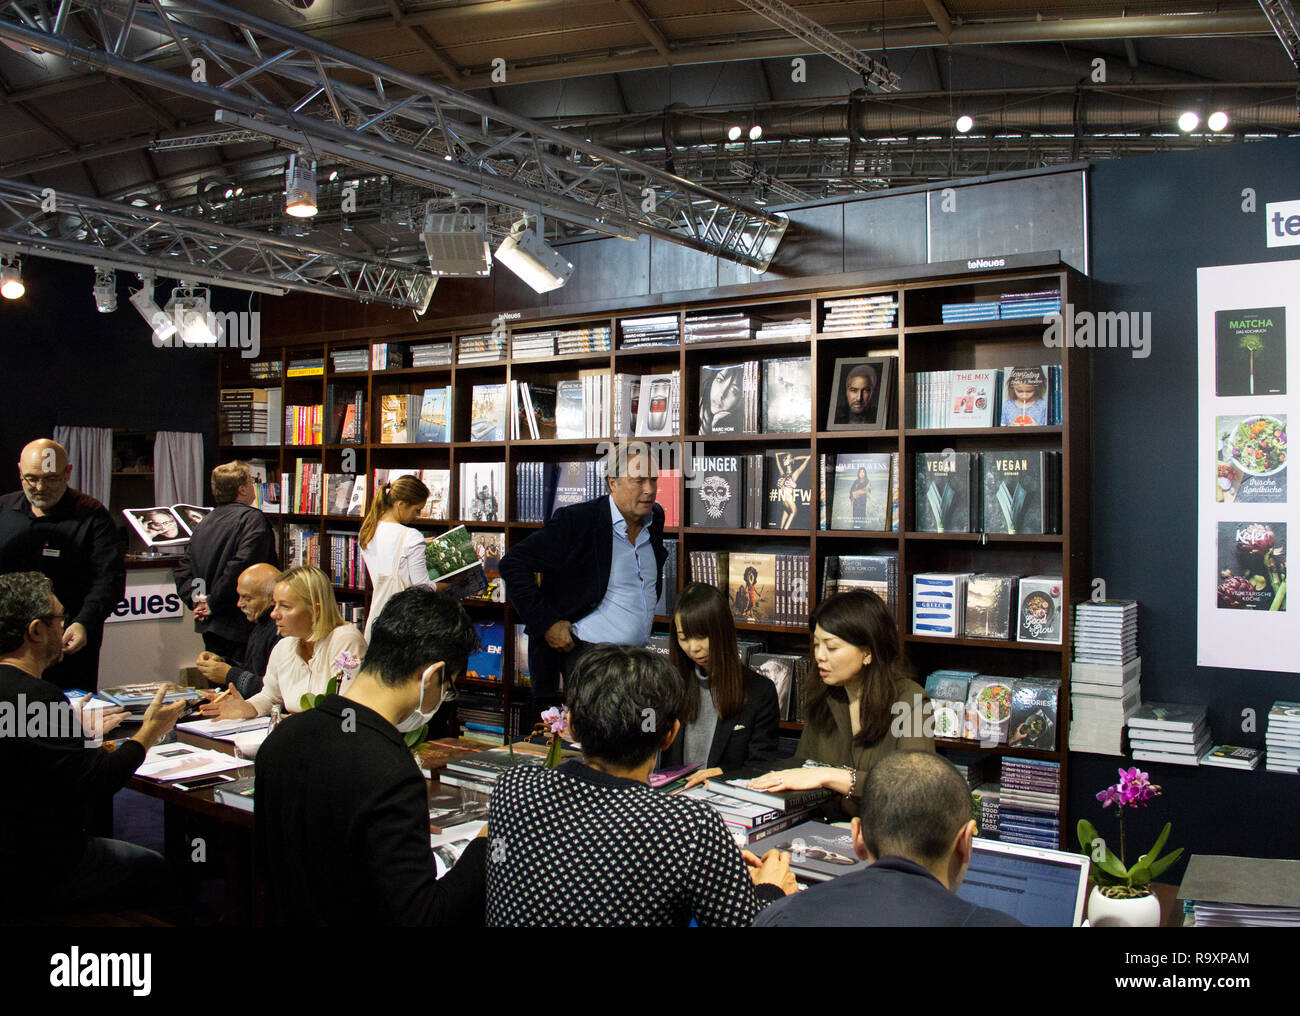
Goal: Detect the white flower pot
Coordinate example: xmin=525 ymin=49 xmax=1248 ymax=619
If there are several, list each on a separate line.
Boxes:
xmin=1088 ymin=886 xmax=1162 ymax=927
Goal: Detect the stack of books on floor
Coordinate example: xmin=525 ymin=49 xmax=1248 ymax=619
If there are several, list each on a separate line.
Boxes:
xmin=941 ymin=301 xmax=1001 ymax=324
xmin=557 ymin=324 xmax=611 ymax=354
xmin=820 ymin=295 xmax=897 ymax=332
xmin=748 ymin=820 xmax=867 ymax=882
xmin=679 ymin=772 xmax=833 ymax=846
xmin=511 ymin=329 xmax=556 ymax=360
xmin=1266 ymin=701 xmax=1300 ymax=773
xmin=1069 ymin=655 xmax=1141 ymax=756
xmin=454 ymin=689 xmax=520 ymax=746
xmin=411 ymin=341 xmax=452 ymax=366
xmin=998 ymin=288 xmax=1062 ymax=320
xmin=458 ymin=331 xmax=506 ymax=364
xmin=684 ymin=311 xmax=752 ymax=343
xmin=1199 ymin=744 xmax=1262 ymax=770
xmin=620 ymin=313 xmax=679 ymax=348
xmin=1073 ymin=599 xmax=1137 ymax=667
xmin=997 ymin=758 xmax=1060 ymax=849
xmin=1127 ymin=703 xmax=1210 ymax=766
xmin=329 ymin=348 xmax=369 ymax=373
xmin=755 ymin=317 xmax=811 ymax=341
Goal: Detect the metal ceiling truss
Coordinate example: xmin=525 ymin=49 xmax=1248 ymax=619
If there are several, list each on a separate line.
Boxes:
xmin=0 ymin=0 xmax=787 ymax=271
xmin=734 ymin=0 xmax=901 ymax=92
xmin=0 ymin=176 xmax=437 ymax=308
xmin=1259 ymin=0 xmax=1300 ymax=69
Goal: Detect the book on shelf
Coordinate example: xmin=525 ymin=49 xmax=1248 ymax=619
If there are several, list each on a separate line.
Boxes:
xmin=912 ymin=572 xmax=967 ymax=638
xmin=1126 ymin=702 xmax=1207 ymax=733
xmin=619 ymin=313 xmax=679 ymax=348
xmin=457 ymin=331 xmax=506 ymax=365
xmin=379 ymin=394 xmax=413 ymax=444
xmin=763 ymin=449 xmax=812 ymax=530
xmin=699 ymin=362 xmax=757 ymax=435
xmin=286 ymin=356 xmax=324 ymax=377
xmin=749 ymin=652 xmax=804 ymax=720
xmin=962 ymin=574 xmax=1018 ymax=640
xmin=414 ymin=386 xmax=452 ymax=443
xmin=654 ymin=538 xmax=679 ymax=617
xmin=945 ymin=368 xmax=1000 ymax=428
xmin=519 ymin=382 xmax=557 ymax=440
xmin=469 ymin=384 xmax=508 ymax=442
xmin=470 ymin=531 xmax=505 ymax=602
xmin=324 ymin=473 xmax=357 ymax=517
xmin=1007 ymin=679 xmax=1060 ymax=751
xmin=466 ymin=621 xmax=506 ymax=683
xmin=982 ymin=450 xmax=1060 ymax=535
xmin=828 ymin=452 xmax=892 ymax=531
xmin=459 ymin=461 xmax=505 ymax=522
xmin=727 ymin=552 xmax=778 ymax=625
xmin=684 ymin=311 xmax=752 ymax=344
xmin=634 ymin=371 xmax=679 ymax=438
xmin=914 ymin=452 xmax=977 ymax=533
xmin=550 ymin=460 xmax=600 ymax=515
xmin=821 ymin=294 xmax=898 ymax=333
xmin=965 ymin=677 xmax=1015 ymax=744
xmin=1000 ymin=366 xmax=1052 ymax=427
xmin=554 ymin=380 xmax=584 ymax=440
xmin=121 ymin=504 xmax=211 ymax=546
xmin=688 ymin=453 xmax=743 ymax=528
xmin=371 ymin=343 xmax=405 ymax=370
xmin=822 ymin=554 xmax=899 ymax=617
xmin=656 ymin=468 xmax=681 ymax=528
xmin=924 ymin=670 xmax=977 ymax=740
xmin=284 ymin=404 xmax=323 ymax=445
xmin=325 ymin=529 xmax=365 ymax=589
xmin=410 ymin=341 xmax=452 ymax=367
xmin=1016 ymin=577 xmax=1064 ymax=644
xmin=762 ymin=357 xmax=812 ymax=434
xmin=246 ymin=459 xmax=280 ymax=513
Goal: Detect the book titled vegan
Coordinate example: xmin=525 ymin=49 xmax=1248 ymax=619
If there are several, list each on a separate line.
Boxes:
xmin=982 ymin=452 xmax=1047 ymax=535
xmin=914 ymin=452 xmax=976 ymax=533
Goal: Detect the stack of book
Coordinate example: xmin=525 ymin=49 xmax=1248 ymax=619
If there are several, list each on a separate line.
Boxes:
xmin=1179 ymin=855 xmax=1300 ymax=927
xmin=411 ymin=342 xmax=452 ymax=367
xmin=286 ymin=459 xmax=322 ymax=513
xmin=679 ymin=772 xmax=833 ymax=846
xmin=325 ymin=384 xmax=366 ymax=443
xmin=973 ymin=783 xmax=1000 ymax=839
xmin=457 ymin=331 xmax=506 ymax=364
xmin=1266 ymin=702 xmax=1300 ymax=773
xmin=1069 ymin=655 xmax=1141 ymax=756
xmin=547 ymin=460 xmax=602 ymax=515
xmin=997 ymin=758 xmax=1061 ymax=849
xmin=283 ymin=404 xmax=323 ymax=445
xmin=941 ymin=749 xmax=990 ymax=790
xmin=514 ymin=461 xmax=556 ymax=523
xmin=747 ymin=820 xmax=867 ymax=881
xmin=1074 ymin=599 xmax=1138 ymax=667
xmin=469 ymin=383 xmax=508 ymax=441
xmin=698 ymin=362 xmax=761 ymax=435
xmin=249 ymin=358 xmax=282 ymax=380
xmin=438 ymin=747 xmax=541 ymax=793
xmin=1200 ymin=744 xmax=1262 ymax=770
xmin=554 ymin=371 xmax=613 ymax=438
xmin=287 ymin=356 xmax=324 ymax=377
xmin=557 ymin=324 xmax=611 ymax=354
xmin=511 ymin=330 xmax=555 ymax=360
xmin=755 ymin=317 xmax=811 ymax=341
xmin=762 ymin=357 xmax=812 ymax=433
xmin=820 ymin=295 xmax=898 ymax=333
xmin=1127 ymin=703 xmax=1210 ymax=766
xmin=823 ymin=554 xmax=900 ymax=618
xmin=941 ymin=300 xmax=1000 ymax=324
xmin=339 ymin=601 xmax=366 ymax=626
xmin=329 ymin=349 xmax=368 ymax=373
xmin=219 ymin=388 xmax=272 ymax=445
xmin=684 ymin=311 xmax=752 ymax=343
xmin=687 ymin=549 xmax=810 ymax=627
xmin=913 ymin=365 xmax=1062 ymax=428
xmin=998 ymin=288 xmax=1062 ymax=320
xmin=620 ymin=313 xmax=679 ymax=348
xmin=370 ymin=344 xmax=404 ymax=371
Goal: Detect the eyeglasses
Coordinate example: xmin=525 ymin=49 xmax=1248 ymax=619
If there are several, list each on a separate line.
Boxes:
xmin=38 ymin=613 xmax=65 ymax=625
xmin=21 ymin=474 xmax=66 ymax=488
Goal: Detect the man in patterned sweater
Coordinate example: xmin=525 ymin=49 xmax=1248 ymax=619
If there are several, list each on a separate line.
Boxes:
xmin=485 ymin=643 xmax=795 ymax=926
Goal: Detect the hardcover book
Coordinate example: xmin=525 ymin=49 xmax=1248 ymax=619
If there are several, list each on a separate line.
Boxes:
xmin=699 ymin=363 xmax=748 ymax=435
xmin=1215 ymin=306 xmax=1286 ymax=397
xmin=762 ymin=357 xmax=812 ymax=433
xmin=469 ymin=384 xmax=508 ymax=442
xmin=379 ymin=393 xmax=411 ymax=443
xmin=982 ymin=451 xmax=1047 ymax=535
xmin=728 ymin=552 xmax=777 ymax=625
xmin=924 ymin=670 xmax=976 ymax=740
xmin=947 ymin=369 xmax=999 ymax=428
xmin=764 ymin=449 xmax=813 ymax=530
xmin=1016 ymin=576 xmax=1063 ymax=644
xmin=460 ymin=461 xmax=504 ymax=522
xmin=1000 ymin=366 xmax=1051 ymax=426
xmin=689 ymin=453 xmax=743 ymax=528
xmin=635 ymin=372 xmax=677 ymax=438
xmin=1007 ymin=679 xmax=1060 ymax=750
xmin=830 ymin=453 xmax=891 ymax=531
xmin=914 ymin=452 xmax=976 ymax=533
xmin=963 ymin=574 xmax=1017 ymax=640
xmin=466 ymin=622 xmax=506 ymax=683
xmin=965 ymin=676 xmax=1015 ymax=744
xmin=415 ymin=387 xmax=452 ymax=443
xmin=470 ymin=531 xmax=505 ymax=602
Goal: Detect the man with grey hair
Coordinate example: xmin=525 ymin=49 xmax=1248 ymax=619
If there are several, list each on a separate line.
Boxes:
xmin=501 ymin=442 xmax=667 ymax=707
xmin=193 ymin=561 xmax=281 ymax=697
xmin=0 ymin=571 xmax=187 ymax=919
xmin=0 ymin=439 xmax=125 ymax=692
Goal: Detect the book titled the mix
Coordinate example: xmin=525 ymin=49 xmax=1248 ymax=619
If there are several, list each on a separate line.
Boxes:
xmin=913 ymin=364 xmax=1062 ymax=429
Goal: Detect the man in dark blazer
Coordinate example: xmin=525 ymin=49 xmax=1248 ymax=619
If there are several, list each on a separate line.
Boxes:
xmin=754 ymin=751 xmax=1023 ymax=927
xmin=254 ymin=586 xmax=486 ymax=926
xmin=173 ymin=460 xmax=277 ymax=663
xmin=501 ymin=443 xmax=668 ymax=702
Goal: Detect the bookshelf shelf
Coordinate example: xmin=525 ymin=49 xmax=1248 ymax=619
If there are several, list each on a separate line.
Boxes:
xmin=239 ymin=257 xmax=1088 ymax=831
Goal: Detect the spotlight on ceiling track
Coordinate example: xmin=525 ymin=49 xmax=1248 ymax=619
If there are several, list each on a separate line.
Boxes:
xmin=1 ymin=254 xmax=24 ymax=299
xmin=93 ymin=266 xmax=117 ymax=313
xmin=420 ymin=205 xmax=492 ymax=277
xmin=285 ymin=153 xmax=318 ymax=218
xmin=129 ymin=274 xmax=176 ymax=342
xmin=1178 ymin=111 xmax=1200 ymax=132
xmin=749 ymin=125 xmax=763 ymax=141
xmin=165 ymin=283 xmax=218 ymax=345
xmin=495 ymin=215 xmax=573 ymax=294
xmin=1207 ymin=111 xmax=1230 ymax=132
xmin=955 ymin=115 xmax=974 ymax=134
xmin=727 ymin=125 xmax=743 ymax=142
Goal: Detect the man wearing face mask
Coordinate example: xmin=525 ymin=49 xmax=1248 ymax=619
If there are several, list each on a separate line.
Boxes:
xmin=254 ymin=586 xmax=486 ymax=926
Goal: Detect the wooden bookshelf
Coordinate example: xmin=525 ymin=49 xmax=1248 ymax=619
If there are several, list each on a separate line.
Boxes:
xmin=224 ymin=254 xmax=1090 ymax=844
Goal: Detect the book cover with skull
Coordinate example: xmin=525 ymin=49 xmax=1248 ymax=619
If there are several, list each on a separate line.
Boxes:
xmin=688 ymin=454 xmax=743 ymax=528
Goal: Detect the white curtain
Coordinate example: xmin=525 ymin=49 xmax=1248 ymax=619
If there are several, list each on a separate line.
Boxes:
xmin=154 ymin=431 xmax=205 ymax=506
xmin=52 ymin=425 xmax=112 ymax=507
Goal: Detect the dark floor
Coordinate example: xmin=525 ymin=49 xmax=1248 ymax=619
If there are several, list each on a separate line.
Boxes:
xmin=116 ymin=788 xmax=228 ymax=926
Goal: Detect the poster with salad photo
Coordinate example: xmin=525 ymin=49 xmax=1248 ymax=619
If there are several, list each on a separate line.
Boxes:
xmin=1198 ymin=260 xmax=1300 ymax=672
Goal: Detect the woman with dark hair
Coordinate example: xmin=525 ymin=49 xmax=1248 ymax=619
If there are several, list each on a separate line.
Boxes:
xmin=748 ymin=589 xmax=934 ymax=817
xmin=660 ymin=583 xmax=780 ymax=786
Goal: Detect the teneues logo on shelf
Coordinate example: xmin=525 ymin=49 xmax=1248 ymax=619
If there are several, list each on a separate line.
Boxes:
xmin=1266 ymin=199 xmax=1300 ymax=247
xmin=107 ymin=583 xmax=185 ymax=624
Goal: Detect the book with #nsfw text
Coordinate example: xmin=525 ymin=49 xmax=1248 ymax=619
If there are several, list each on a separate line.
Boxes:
xmin=764 ymin=449 xmax=813 ymax=530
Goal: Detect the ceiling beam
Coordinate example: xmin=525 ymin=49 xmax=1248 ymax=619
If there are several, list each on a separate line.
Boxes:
xmin=616 ymin=0 xmax=673 ymax=62
xmin=383 ymin=0 xmax=462 ymax=81
xmin=921 ymin=0 xmax=953 ymax=41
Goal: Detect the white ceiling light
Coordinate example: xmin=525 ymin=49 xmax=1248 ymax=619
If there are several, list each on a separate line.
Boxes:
xmin=1207 ymin=111 xmax=1230 ymax=132
xmin=748 ymin=125 xmax=763 ymax=141
xmin=420 ymin=207 xmax=492 ymax=276
xmin=129 ymin=275 xmax=176 ymax=342
xmin=956 ymin=115 xmax=974 ymax=134
xmin=93 ymin=265 xmax=117 ymax=313
xmin=495 ymin=215 xmax=573 ymax=294
xmin=727 ymin=125 xmax=743 ymax=142
xmin=1178 ymin=111 xmax=1200 ymax=132
xmin=1 ymin=255 xmax=24 ymax=299
xmin=164 ymin=284 xmax=218 ymax=345
xmin=284 ymin=153 xmax=318 ymax=218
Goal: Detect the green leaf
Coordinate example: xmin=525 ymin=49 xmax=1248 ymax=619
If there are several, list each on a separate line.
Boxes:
xmin=1145 ymin=822 xmax=1171 ymax=866
xmin=1128 ymin=857 xmax=1152 ymax=888
xmin=325 ymin=676 xmax=340 ymax=696
xmin=404 ymin=724 xmax=428 ymax=749
xmin=1093 ymin=848 xmax=1129 ymax=882
xmin=1076 ymin=819 xmax=1099 ymax=855
xmin=1147 ymin=846 xmax=1184 ymax=881
xmin=300 ymin=693 xmax=314 ymax=711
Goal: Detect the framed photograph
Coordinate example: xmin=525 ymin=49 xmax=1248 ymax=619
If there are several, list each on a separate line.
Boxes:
xmin=825 ymin=356 xmax=894 ymax=431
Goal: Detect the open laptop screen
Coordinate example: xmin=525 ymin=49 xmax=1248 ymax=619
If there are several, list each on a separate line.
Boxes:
xmin=955 ymin=838 xmax=1090 ymax=927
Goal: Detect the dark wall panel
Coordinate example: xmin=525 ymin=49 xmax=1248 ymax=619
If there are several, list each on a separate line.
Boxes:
xmin=844 ymin=191 xmax=927 ymax=273
xmin=649 ymin=234 xmax=725 ymax=296
xmin=550 ymin=233 xmax=650 ymax=307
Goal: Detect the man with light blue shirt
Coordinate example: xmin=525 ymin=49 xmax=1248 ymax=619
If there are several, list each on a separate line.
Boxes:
xmin=500 ymin=444 xmax=668 ymax=707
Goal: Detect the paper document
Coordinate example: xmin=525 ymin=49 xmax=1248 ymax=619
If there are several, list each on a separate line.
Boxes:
xmin=137 ymin=743 xmax=248 ymax=782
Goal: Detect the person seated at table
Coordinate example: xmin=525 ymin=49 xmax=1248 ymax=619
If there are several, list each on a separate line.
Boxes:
xmin=746 ymin=589 xmax=934 ymax=818
xmin=659 ymin=582 xmax=780 ymax=787
xmin=485 ymin=643 xmax=796 ymax=926
xmin=193 ymin=563 xmax=281 ymax=698
xmin=0 ymin=571 xmax=187 ymax=920
xmin=254 ymin=586 xmax=485 ymax=925
xmin=754 ymin=751 xmax=1022 ymax=926
xmin=199 ymin=565 xmax=366 ymax=719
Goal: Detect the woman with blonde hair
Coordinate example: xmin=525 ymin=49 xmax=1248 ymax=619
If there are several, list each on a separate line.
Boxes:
xmin=359 ymin=473 xmax=436 ymax=642
xmin=199 ymin=565 xmax=367 ymax=719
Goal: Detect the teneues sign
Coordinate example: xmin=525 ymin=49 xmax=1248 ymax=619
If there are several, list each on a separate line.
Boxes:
xmin=1266 ymin=199 xmax=1300 ymax=247
xmin=107 ymin=582 xmax=185 ymax=624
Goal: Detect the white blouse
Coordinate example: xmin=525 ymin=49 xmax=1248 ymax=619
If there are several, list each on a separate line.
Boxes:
xmin=360 ymin=521 xmax=433 ymax=587
xmin=246 ymin=623 xmax=368 ymax=716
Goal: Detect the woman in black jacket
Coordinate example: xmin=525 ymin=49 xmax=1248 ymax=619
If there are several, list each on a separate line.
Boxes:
xmin=660 ymin=582 xmax=780 ymax=784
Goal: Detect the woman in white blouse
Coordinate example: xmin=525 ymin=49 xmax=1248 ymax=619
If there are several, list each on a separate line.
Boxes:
xmin=358 ymin=474 xmax=435 ymax=640
xmin=199 ymin=566 xmax=367 ymax=718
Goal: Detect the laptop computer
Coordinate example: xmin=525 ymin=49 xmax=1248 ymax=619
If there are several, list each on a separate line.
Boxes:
xmin=955 ymin=837 xmax=1091 ymax=927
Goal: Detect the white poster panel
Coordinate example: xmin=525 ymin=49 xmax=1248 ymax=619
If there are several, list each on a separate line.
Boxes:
xmin=1197 ymin=260 xmax=1300 ymax=671
xmin=107 ymin=581 xmax=186 ymax=624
